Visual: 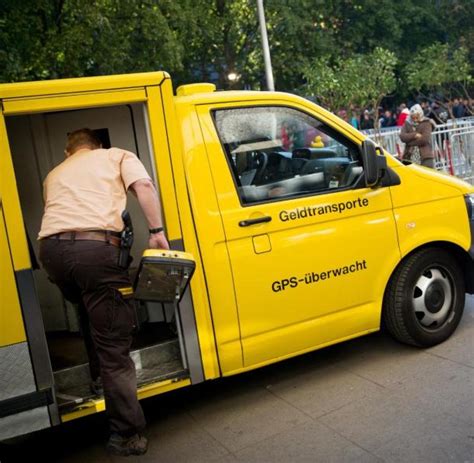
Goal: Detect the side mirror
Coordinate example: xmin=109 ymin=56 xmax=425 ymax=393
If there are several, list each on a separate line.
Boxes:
xmin=361 ymin=139 xmax=387 ymax=188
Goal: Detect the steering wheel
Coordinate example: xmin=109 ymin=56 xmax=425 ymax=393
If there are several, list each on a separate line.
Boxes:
xmin=253 ymin=152 xmax=268 ymax=185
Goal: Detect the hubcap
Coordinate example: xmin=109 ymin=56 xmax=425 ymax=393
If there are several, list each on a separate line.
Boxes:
xmin=412 ymin=267 xmax=453 ymax=329
xmin=425 ymin=282 xmax=445 ymax=313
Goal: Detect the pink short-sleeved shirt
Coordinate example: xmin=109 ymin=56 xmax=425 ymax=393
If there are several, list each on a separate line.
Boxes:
xmin=38 ymin=148 xmax=151 ymax=238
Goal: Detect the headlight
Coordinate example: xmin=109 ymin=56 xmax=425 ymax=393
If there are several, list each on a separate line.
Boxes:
xmin=464 ymin=194 xmax=474 ymax=220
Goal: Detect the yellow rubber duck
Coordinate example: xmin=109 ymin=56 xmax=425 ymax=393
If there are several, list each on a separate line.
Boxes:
xmin=311 ymin=135 xmax=324 ymax=148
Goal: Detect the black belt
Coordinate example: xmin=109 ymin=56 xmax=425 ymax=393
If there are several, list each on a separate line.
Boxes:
xmin=45 ymin=230 xmax=121 ymax=247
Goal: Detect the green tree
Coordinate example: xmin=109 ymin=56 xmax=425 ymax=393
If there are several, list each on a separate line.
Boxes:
xmin=358 ymin=47 xmax=398 ymax=128
xmin=262 ymin=0 xmax=339 ymax=91
xmin=303 ymin=47 xmax=397 ymax=128
xmin=333 ymin=0 xmax=443 ymax=55
xmin=301 ymin=56 xmax=350 ymax=112
xmin=405 ymin=43 xmax=473 ymax=117
xmin=437 ymin=0 xmax=474 ymax=64
xmin=175 ymin=0 xmax=261 ymax=89
xmin=1 ymin=0 xmax=472 ymax=103
xmin=0 ymin=0 xmax=185 ymax=82
xmin=177 ymin=0 xmax=344 ymax=91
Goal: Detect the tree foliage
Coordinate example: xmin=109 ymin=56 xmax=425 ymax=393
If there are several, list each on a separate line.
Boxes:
xmin=0 ymin=0 xmax=185 ymax=82
xmin=303 ymin=47 xmax=397 ymax=118
xmin=405 ymin=43 xmax=472 ymax=103
xmin=176 ymin=0 xmax=260 ymax=89
xmin=0 ymin=0 xmax=472 ymax=111
xmin=302 ymin=56 xmax=349 ymax=112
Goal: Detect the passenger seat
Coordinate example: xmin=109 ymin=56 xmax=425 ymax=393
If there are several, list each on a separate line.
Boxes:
xmin=341 ymin=163 xmax=363 ymax=186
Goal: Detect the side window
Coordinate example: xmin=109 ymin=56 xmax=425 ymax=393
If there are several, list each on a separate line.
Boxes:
xmin=213 ymin=106 xmax=364 ymax=205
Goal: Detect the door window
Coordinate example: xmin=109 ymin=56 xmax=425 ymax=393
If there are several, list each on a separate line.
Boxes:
xmin=213 ymin=106 xmax=363 ymax=205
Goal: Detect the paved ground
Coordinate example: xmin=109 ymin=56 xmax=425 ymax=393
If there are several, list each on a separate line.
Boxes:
xmin=1 ymin=297 xmax=473 ymax=463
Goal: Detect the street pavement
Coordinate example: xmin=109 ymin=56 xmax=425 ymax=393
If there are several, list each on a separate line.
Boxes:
xmin=1 ymin=296 xmax=473 ymax=462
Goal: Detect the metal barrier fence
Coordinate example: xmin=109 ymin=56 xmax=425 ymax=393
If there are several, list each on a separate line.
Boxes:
xmin=449 ymin=130 xmax=474 ymax=184
xmin=362 ymin=117 xmax=474 ymax=184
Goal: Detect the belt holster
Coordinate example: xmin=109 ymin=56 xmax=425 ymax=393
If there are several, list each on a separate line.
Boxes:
xmin=119 ymin=211 xmax=134 ymax=269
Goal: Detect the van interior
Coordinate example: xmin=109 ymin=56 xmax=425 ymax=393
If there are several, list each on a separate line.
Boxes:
xmin=6 ymin=104 xmax=190 ymax=409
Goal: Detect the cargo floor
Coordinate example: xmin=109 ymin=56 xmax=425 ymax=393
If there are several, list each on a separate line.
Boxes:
xmin=47 ymin=322 xmax=175 ymax=370
xmin=56 ymin=358 xmax=187 ymax=409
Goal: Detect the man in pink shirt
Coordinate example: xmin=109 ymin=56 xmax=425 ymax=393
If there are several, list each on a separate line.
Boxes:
xmin=39 ymin=128 xmax=169 ymax=456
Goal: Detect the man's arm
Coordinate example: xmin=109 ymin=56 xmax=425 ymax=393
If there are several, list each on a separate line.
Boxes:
xmin=129 ymin=178 xmax=170 ymax=250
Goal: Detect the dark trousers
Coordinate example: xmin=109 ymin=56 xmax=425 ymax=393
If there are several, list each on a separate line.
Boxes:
xmin=39 ymin=239 xmax=146 ymax=437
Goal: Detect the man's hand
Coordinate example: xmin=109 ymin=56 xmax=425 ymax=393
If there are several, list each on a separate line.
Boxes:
xmin=148 ymin=232 xmax=169 ymax=250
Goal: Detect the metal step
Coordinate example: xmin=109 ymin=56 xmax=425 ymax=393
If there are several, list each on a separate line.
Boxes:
xmin=54 ymin=339 xmax=187 ymax=410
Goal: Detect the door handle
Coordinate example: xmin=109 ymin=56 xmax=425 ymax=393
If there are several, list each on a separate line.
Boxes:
xmin=239 ymin=216 xmax=272 ymax=227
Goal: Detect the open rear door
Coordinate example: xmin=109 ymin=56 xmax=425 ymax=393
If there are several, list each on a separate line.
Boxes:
xmin=134 ymin=250 xmax=195 ymax=369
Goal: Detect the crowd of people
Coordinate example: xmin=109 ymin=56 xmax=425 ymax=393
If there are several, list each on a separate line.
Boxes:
xmin=336 ymin=97 xmax=473 ymax=131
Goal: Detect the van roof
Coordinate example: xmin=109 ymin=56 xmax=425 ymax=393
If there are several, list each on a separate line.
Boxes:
xmin=0 ymin=71 xmax=168 ymax=99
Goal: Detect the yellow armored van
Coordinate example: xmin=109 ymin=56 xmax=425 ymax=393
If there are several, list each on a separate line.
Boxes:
xmin=1 ymin=72 xmax=473 ymax=440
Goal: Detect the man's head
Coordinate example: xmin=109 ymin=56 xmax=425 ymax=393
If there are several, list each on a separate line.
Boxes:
xmin=65 ymin=128 xmax=101 ymax=157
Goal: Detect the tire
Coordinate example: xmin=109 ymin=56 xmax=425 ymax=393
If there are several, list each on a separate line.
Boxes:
xmin=383 ymin=247 xmax=465 ymax=347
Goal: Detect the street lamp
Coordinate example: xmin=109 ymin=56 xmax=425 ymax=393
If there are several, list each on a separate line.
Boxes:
xmin=227 ymin=72 xmax=238 ymax=82
xmin=256 ymin=0 xmax=275 ymax=91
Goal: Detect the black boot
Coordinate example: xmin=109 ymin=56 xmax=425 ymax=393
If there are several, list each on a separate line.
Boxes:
xmin=106 ymin=433 xmax=148 ymax=456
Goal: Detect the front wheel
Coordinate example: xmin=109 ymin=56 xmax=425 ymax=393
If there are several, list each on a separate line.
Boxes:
xmin=383 ymin=248 xmax=465 ymax=347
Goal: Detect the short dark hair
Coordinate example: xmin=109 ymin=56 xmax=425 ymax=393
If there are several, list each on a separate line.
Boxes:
xmin=66 ymin=128 xmax=101 ymax=154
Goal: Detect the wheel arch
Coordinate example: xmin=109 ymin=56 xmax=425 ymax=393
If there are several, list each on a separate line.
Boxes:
xmin=391 ymin=241 xmax=474 ymax=297
xmin=380 ymin=241 xmax=473 ymax=327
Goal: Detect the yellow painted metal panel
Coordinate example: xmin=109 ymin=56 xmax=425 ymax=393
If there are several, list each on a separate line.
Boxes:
xmin=390 ymin=163 xmax=473 ymax=208
xmin=0 ymin=114 xmax=30 ymax=271
xmin=3 ymin=89 xmax=147 ymax=115
xmin=145 ymin=85 xmax=181 ymax=241
xmin=223 ymin=196 xmax=398 ymax=367
xmin=252 ymin=234 xmax=271 ymax=254
xmin=0 ymin=71 xmax=166 ymax=99
xmin=174 ymin=103 xmax=242 ymax=374
xmin=396 ymin=197 xmax=470 ymax=257
xmin=160 ymin=79 xmax=221 ymax=379
xmin=223 ymin=328 xmax=378 ymax=376
xmin=389 ymin=165 xmax=471 ymax=256
xmin=148 ymin=81 xmax=222 ymax=378
xmin=176 ymin=83 xmax=216 ymax=97
xmin=61 ymin=378 xmax=191 ymax=423
xmin=0 ymin=204 xmax=26 ymax=346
